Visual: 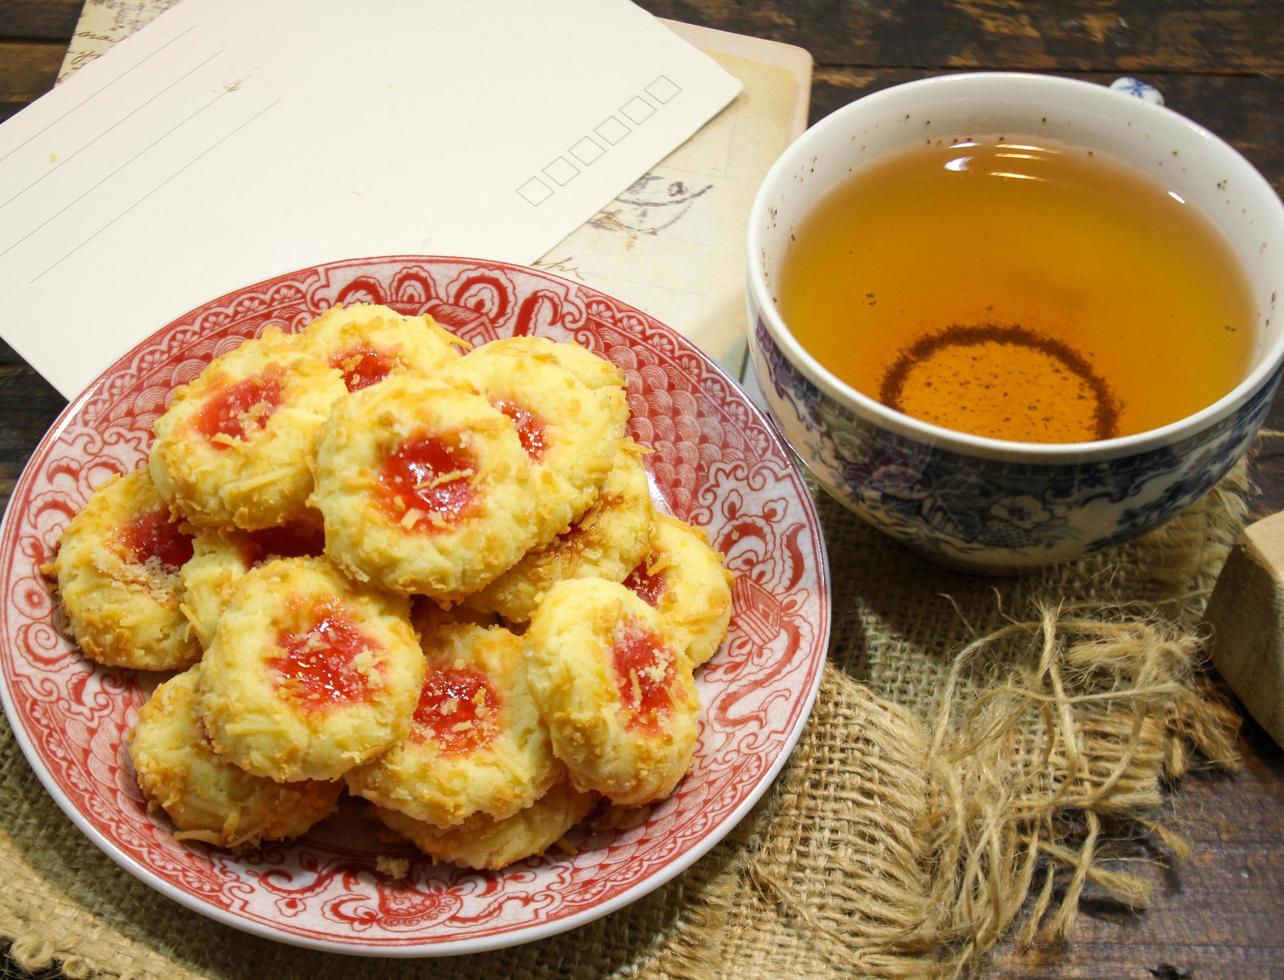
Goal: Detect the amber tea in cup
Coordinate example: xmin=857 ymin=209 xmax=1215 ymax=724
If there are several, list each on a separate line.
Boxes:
xmin=777 ymin=135 xmax=1256 ymax=443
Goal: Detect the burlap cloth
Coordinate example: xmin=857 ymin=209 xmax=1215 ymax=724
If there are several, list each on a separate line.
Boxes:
xmin=0 ymin=456 xmax=1248 ymax=977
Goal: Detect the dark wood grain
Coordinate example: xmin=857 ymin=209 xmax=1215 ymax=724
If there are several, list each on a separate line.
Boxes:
xmin=0 ymin=1 xmax=1281 ymax=978
xmin=0 ymin=0 xmax=82 ymax=39
xmin=648 ymin=0 xmax=1284 ymax=73
xmin=0 ymin=351 xmax=65 ymax=511
xmin=989 ymin=713 xmax=1284 ymax=978
xmin=0 ymin=41 xmax=62 ymax=102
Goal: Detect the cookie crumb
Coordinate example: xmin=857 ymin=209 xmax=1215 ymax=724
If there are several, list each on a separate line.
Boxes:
xmin=376 ymin=855 xmax=410 ymax=878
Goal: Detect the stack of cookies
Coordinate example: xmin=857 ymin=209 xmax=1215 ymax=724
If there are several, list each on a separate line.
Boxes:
xmin=48 ymin=304 xmax=733 ymax=870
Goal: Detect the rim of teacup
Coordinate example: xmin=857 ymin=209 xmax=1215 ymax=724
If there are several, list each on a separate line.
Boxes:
xmin=748 ymin=71 xmax=1284 ymax=463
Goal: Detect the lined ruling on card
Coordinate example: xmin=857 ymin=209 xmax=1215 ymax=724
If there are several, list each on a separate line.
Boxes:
xmin=0 ymin=0 xmax=740 ymax=399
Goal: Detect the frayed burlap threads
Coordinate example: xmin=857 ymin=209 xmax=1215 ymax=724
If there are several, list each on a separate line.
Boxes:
xmin=798 ymin=458 xmax=1250 ymax=976
xmin=915 ymin=604 xmax=1241 ymax=971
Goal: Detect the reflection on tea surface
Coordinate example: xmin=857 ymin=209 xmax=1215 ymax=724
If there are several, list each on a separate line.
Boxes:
xmin=778 ymin=136 xmax=1256 ymax=443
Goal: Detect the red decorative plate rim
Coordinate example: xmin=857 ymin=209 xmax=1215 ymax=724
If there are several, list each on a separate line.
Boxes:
xmin=0 ymin=255 xmax=830 ymax=956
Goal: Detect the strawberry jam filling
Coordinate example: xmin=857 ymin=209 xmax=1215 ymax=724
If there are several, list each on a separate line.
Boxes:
xmin=239 ymin=524 xmax=326 ymax=568
xmin=493 ymin=398 xmax=547 ymax=460
xmin=612 ymin=618 xmax=677 ymax=731
xmin=331 ymin=345 xmax=395 ymax=392
xmin=624 ymin=558 xmax=665 ymax=607
xmin=379 ymin=435 xmax=477 ymax=531
xmin=412 ymin=666 xmax=500 ymax=755
xmin=196 ymin=366 xmax=284 ymax=446
xmin=270 ymin=601 xmax=375 ymax=710
xmin=117 ymin=509 xmax=193 ymax=572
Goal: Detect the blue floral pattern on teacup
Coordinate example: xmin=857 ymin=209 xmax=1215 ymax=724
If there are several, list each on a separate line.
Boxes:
xmin=750 ymin=314 xmax=1278 ymax=570
xmin=1109 ymin=76 xmax=1164 ymax=105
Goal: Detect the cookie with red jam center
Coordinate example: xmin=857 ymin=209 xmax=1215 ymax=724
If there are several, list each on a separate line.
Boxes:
xmin=309 ymin=374 xmax=537 ymax=602
xmin=149 ymin=328 xmax=346 ymax=530
xmin=347 ymin=615 xmax=560 ymax=828
xmin=526 ymin=577 xmax=699 ymax=805
xmin=49 ymin=468 xmax=200 ymax=670
xmin=198 ymin=557 xmax=424 ymax=782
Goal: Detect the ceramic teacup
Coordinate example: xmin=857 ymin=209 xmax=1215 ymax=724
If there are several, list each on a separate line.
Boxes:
xmin=746 ymin=72 xmax=1284 ymax=573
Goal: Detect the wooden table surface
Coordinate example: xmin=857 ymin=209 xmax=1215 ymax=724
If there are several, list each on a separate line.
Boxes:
xmin=1 ymin=2 xmax=1282 ymax=977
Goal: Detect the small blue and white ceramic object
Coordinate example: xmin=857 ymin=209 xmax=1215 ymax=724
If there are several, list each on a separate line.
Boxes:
xmin=747 ymin=73 xmax=1284 ymax=572
xmin=1110 ymin=76 xmax=1164 ymax=105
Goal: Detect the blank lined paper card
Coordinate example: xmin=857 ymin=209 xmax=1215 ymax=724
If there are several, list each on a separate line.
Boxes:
xmin=0 ymin=0 xmax=741 ymax=398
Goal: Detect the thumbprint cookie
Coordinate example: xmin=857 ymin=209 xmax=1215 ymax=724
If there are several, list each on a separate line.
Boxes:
xmin=180 ymin=523 xmax=326 ymax=649
xmin=526 ymin=578 xmax=699 ymax=806
xmin=150 ymin=328 xmax=346 ymax=530
xmin=624 ymin=514 xmax=734 ymax=668
xmin=49 ymin=468 xmax=200 ymax=670
xmin=199 ymin=557 xmax=424 ymax=782
xmin=309 ymin=375 xmax=536 ymax=601
xmin=468 ymin=440 xmax=653 ymax=623
xmin=446 ymin=336 xmax=627 ymax=546
xmin=297 ymin=303 xmax=465 ymax=393
xmin=521 ymin=336 xmax=631 ymax=407
xmin=130 ymin=666 xmax=342 ymax=848
xmin=346 ymin=620 xmax=560 ymax=828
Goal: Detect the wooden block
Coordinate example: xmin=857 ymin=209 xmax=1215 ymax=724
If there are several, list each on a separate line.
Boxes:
xmin=1206 ymin=510 xmax=1284 ymax=746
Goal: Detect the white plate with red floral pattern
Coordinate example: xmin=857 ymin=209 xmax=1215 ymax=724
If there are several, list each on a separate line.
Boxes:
xmin=0 ymin=256 xmax=829 ymax=955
